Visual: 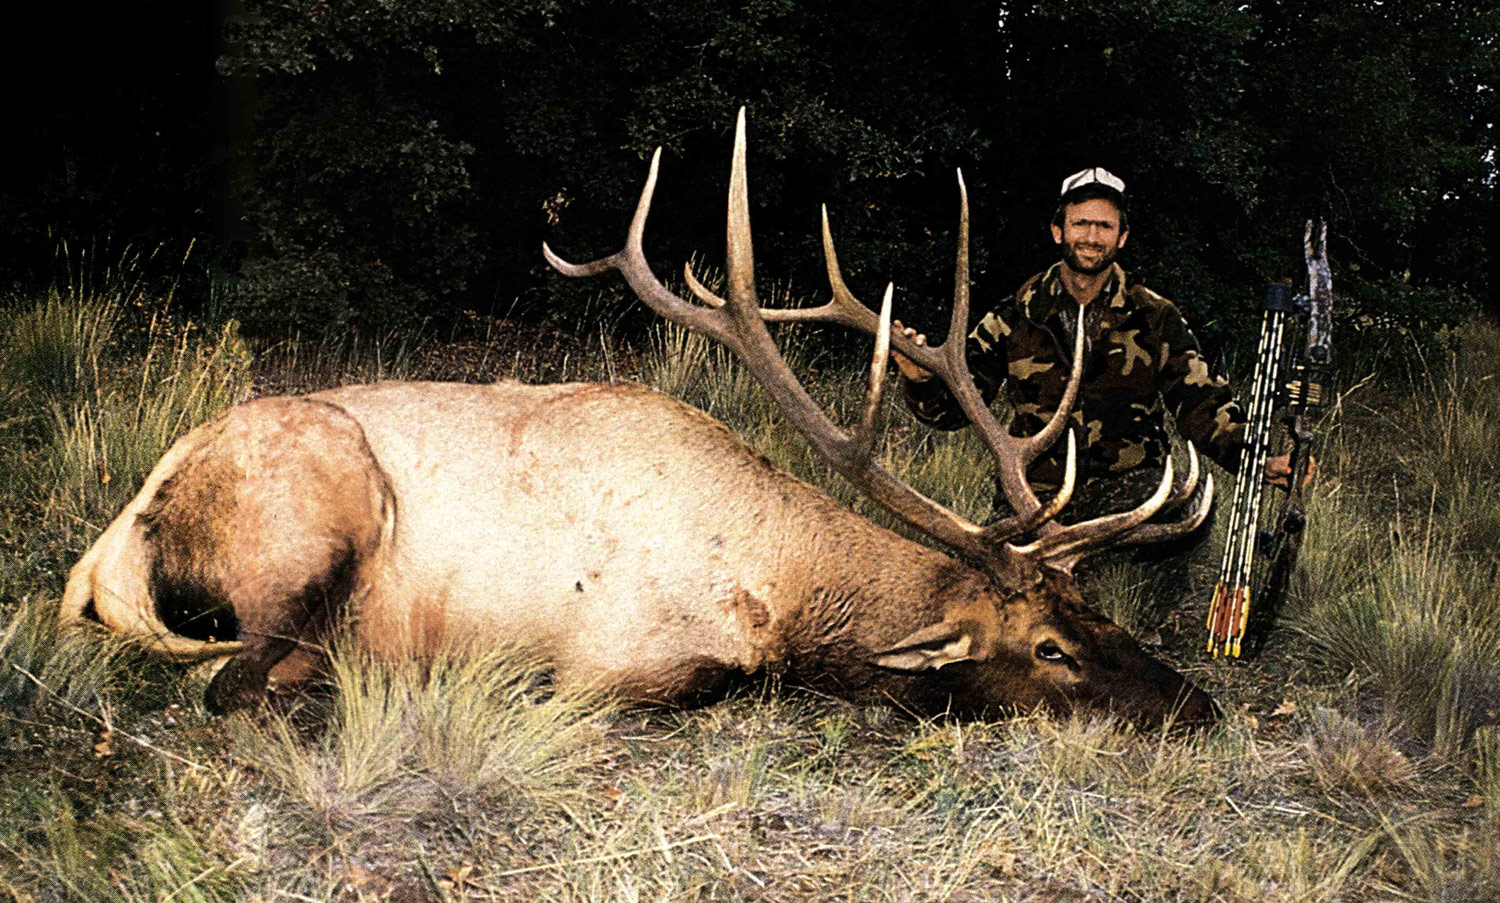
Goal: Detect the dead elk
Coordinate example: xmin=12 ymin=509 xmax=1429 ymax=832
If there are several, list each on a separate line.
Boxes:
xmin=61 ymin=111 xmax=1217 ymax=727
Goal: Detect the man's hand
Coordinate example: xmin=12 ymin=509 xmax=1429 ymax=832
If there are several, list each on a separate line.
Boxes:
xmin=892 ymin=320 xmax=934 ymax=382
xmin=1264 ymin=453 xmax=1316 ymax=489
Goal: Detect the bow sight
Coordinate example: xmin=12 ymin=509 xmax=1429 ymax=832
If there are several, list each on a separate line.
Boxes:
xmin=1207 ymin=220 xmax=1332 ymax=658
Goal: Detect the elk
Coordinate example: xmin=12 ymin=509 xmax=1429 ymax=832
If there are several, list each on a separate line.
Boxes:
xmin=61 ymin=110 xmax=1217 ymax=726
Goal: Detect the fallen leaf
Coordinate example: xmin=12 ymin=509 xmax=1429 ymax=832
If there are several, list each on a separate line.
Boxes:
xmin=1460 ymin=794 xmax=1485 ymax=809
xmin=986 ymin=850 xmax=1018 ymax=877
xmin=341 ymin=863 xmax=379 ymax=891
xmin=93 ymin=730 xmax=113 ymax=759
xmin=1270 ymin=699 xmax=1298 ymax=717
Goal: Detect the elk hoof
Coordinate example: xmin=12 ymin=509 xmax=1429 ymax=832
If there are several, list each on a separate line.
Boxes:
xmin=204 ymin=658 xmax=269 ymax=714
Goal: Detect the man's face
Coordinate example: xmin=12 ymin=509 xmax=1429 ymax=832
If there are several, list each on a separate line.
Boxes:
xmin=1051 ymin=198 xmax=1128 ymax=276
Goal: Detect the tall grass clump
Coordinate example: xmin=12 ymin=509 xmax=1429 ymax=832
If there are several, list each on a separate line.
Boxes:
xmin=0 ymin=247 xmax=255 ymax=551
xmin=236 ymin=639 xmax=613 ymax=835
xmin=42 ymin=318 xmax=253 ymax=546
xmin=640 ymin=316 xmax=819 ymax=448
xmin=1298 ymin=502 xmax=1500 ymax=755
xmin=0 ymin=289 xmax=122 ymax=419
xmin=1292 ymin=317 xmax=1500 ymax=756
xmin=408 ymin=641 xmax=614 ymax=805
xmin=0 ymin=243 xmax=189 ymax=419
xmin=1421 ymin=319 xmax=1500 ymax=558
xmin=0 ymin=596 xmax=130 ymax=713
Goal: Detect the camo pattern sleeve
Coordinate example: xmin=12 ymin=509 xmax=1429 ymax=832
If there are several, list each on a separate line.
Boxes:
xmin=1153 ymin=297 xmax=1248 ymax=473
xmin=901 ymin=307 xmax=1010 ymax=430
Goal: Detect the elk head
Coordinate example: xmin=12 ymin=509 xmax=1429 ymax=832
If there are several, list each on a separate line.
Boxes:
xmin=546 ymin=109 xmax=1218 ymax=727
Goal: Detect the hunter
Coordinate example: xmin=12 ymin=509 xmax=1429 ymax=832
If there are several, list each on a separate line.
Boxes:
xmin=894 ymin=167 xmax=1300 ymax=539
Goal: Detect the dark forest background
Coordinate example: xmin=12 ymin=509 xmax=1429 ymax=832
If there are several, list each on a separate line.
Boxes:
xmin=3 ymin=0 xmax=1495 ymax=351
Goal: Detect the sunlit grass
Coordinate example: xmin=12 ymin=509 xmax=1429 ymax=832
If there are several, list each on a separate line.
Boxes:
xmin=233 ymin=638 xmax=614 ymax=834
xmin=42 ymin=319 xmax=254 ymax=548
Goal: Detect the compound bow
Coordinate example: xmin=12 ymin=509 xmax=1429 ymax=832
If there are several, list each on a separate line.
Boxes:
xmin=1207 ymin=220 xmax=1332 ymax=658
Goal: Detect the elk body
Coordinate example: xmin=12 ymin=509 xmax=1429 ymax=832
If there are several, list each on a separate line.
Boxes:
xmin=61 ymin=111 xmax=1218 ymax=725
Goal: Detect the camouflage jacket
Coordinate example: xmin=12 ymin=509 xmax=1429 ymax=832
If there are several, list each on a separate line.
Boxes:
xmin=903 ymin=262 xmax=1247 ymax=487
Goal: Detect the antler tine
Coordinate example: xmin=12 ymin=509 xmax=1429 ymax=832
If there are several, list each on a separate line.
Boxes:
xmin=946 ymin=170 xmax=973 ymax=367
xmin=850 ymin=283 xmax=896 ymax=461
xmin=1046 ymin=471 xmax=1216 ymax=570
xmin=544 ymin=147 xmax=728 ymax=343
xmin=693 ymin=203 xmax=950 ymax=378
xmin=1009 ymin=455 xmax=1178 ymax=572
xmin=1101 ymin=443 xmax=1214 ymax=546
xmin=981 ymin=431 xmax=1079 ymax=543
xmin=1010 ymin=441 xmax=1217 ymax=572
xmin=1004 ymin=437 xmax=1216 ymax=574
xmin=1120 ymin=472 xmax=1215 ymax=545
xmin=678 ymin=175 xmax=948 ymax=381
xmin=725 ymin=107 xmax=760 ymax=324
xmin=1019 ymin=314 xmax=1086 ymax=462
xmin=1158 ymin=440 xmax=1203 ymax=515
xmin=683 ymin=262 xmax=726 ymax=308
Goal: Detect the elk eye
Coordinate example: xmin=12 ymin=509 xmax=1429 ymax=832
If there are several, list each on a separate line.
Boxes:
xmin=1035 ymin=640 xmax=1075 ymax=667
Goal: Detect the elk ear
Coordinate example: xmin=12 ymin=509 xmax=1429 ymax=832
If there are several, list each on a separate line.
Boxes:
xmin=869 ymin=620 xmax=984 ymax=672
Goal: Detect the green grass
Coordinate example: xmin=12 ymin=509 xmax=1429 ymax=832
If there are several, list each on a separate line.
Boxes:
xmin=0 ymin=597 xmax=129 ymax=714
xmin=3 ymin=269 xmax=1500 ymax=901
xmin=1285 ymin=319 xmax=1500 ymax=757
xmin=41 ymin=318 xmax=254 ymax=548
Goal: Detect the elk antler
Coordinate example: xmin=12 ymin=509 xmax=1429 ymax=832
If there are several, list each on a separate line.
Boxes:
xmin=544 ymin=107 xmax=1211 ymax=580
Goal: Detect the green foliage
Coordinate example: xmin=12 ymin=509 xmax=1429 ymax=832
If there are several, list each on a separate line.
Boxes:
xmin=209 ymin=0 xmax=1493 ymax=342
xmin=221 ymin=90 xmax=483 ymax=332
xmin=219 ymin=0 xmax=557 ymax=76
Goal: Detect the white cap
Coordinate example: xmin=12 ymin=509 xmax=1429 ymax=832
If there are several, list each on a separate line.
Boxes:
xmin=1060 ymin=167 xmax=1125 ymax=197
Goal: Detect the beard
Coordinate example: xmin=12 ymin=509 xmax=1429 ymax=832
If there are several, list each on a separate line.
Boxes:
xmin=1061 ymin=240 xmax=1118 ymax=276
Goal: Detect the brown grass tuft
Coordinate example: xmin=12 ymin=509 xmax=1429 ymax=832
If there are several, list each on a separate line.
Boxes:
xmin=1301 ymin=708 xmax=1416 ymax=796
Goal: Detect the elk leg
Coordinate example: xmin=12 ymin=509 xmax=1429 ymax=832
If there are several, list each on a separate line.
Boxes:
xmin=203 ymin=555 xmax=358 ymax=714
xmin=266 ymin=645 xmax=328 ymax=695
xmin=206 ymin=643 xmax=293 ymax=714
